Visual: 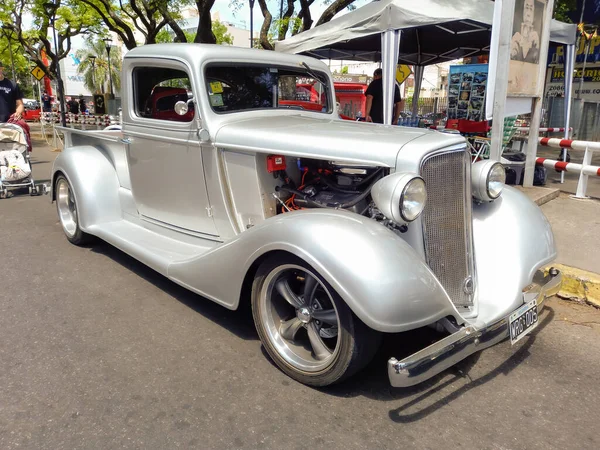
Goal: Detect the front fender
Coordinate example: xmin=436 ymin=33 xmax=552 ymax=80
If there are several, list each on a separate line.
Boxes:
xmin=52 ymin=145 xmax=121 ymax=231
xmin=472 ymin=186 xmax=557 ymax=325
xmin=168 ymin=209 xmax=461 ymax=333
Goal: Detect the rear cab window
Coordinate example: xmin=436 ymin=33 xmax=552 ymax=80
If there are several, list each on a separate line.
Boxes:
xmin=132 ymin=67 xmax=195 ymax=122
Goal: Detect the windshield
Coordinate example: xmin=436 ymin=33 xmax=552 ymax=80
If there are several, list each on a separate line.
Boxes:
xmin=205 ymin=64 xmax=331 ymax=114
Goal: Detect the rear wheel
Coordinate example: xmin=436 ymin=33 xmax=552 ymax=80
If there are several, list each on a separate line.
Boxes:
xmin=251 ymin=255 xmax=381 ymax=387
xmin=55 ymin=175 xmax=93 ymax=245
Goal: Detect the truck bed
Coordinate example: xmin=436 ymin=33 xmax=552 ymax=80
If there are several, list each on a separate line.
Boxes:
xmin=58 ymin=126 xmax=131 ymax=190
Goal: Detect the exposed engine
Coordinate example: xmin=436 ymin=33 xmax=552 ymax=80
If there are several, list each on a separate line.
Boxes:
xmin=275 ymin=158 xmax=384 ymax=215
xmin=271 ymin=158 xmax=406 ymax=235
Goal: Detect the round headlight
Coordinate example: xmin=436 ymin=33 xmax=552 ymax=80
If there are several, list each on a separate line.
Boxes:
xmin=401 ymin=177 xmax=427 ymax=221
xmin=487 ymin=163 xmax=505 ymax=199
xmin=371 ymin=172 xmax=427 ymax=225
xmin=471 ymin=160 xmax=505 ymax=202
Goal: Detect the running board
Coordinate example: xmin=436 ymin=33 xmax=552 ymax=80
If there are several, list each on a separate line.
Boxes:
xmin=88 ymin=220 xmax=218 ymax=276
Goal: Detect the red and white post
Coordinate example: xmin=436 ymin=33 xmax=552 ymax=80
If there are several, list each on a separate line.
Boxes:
xmin=537 ymin=137 xmax=600 ymax=198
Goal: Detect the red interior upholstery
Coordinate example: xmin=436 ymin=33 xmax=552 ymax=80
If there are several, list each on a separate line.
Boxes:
xmin=279 ymin=100 xmax=323 ymax=111
xmin=149 ymin=87 xmax=194 ymax=122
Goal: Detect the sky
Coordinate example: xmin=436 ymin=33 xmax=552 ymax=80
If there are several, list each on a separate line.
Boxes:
xmin=213 ymin=0 xmax=370 ymax=32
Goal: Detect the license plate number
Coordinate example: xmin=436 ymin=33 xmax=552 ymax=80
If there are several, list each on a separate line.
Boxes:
xmin=509 ymin=299 xmax=539 ymax=345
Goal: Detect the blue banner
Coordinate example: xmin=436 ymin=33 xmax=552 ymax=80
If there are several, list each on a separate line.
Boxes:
xmin=548 ymin=36 xmax=600 ymax=65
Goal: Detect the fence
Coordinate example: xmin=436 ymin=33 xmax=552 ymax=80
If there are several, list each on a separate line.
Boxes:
xmin=39 ymin=112 xmax=121 ymax=151
xmin=401 ymin=97 xmax=448 ymax=116
xmin=536 ymin=137 xmax=600 ymax=198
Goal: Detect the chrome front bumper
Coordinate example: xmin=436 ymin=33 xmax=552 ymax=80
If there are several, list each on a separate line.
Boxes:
xmin=388 ymin=268 xmax=562 ymax=388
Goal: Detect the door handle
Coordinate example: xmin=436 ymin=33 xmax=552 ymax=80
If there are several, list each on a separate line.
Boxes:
xmin=120 ymin=137 xmax=133 ymax=145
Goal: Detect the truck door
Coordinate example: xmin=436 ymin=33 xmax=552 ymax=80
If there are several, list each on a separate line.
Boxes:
xmin=124 ymin=61 xmax=218 ymax=237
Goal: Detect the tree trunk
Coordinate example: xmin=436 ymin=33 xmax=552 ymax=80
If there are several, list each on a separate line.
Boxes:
xmin=315 ymin=0 xmax=355 ymax=27
xmin=79 ymin=0 xmax=138 ymax=49
xmin=194 ymin=0 xmax=217 ymax=43
xmin=257 ymin=0 xmax=274 ymax=50
xmin=279 ymin=76 xmax=297 ymax=100
xmin=278 ymin=0 xmax=295 ymax=41
xmin=298 ymin=0 xmax=315 ymax=32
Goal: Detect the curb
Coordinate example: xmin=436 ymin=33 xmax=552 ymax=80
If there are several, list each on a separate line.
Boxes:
xmin=545 ymin=263 xmax=600 ymax=308
xmin=514 ymin=186 xmax=560 ymax=206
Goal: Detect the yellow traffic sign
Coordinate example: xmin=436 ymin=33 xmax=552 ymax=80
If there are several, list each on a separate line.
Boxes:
xmin=396 ymin=64 xmax=412 ymax=84
xmin=31 ymin=66 xmax=45 ymax=81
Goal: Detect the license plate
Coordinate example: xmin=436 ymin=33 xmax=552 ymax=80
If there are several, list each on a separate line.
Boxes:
xmin=509 ymin=299 xmax=539 ymax=345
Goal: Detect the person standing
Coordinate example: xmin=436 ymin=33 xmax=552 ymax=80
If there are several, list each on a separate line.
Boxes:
xmin=68 ymin=97 xmax=80 ymax=114
xmin=78 ymin=95 xmax=87 ymax=114
xmin=0 ymin=61 xmax=24 ymax=122
xmin=42 ymin=91 xmax=52 ymax=112
xmin=364 ymin=68 xmax=402 ymax=124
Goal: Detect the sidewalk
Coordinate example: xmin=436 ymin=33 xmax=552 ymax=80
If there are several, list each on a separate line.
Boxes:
xmin=540 ymin=193 xmax=600 ymax=307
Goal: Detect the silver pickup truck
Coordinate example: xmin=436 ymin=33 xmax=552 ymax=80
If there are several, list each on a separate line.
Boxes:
xmin=51 ymin=44 xmax=561 ymax=388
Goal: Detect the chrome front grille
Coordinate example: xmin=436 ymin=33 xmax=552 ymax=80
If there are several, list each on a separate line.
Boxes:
xmin=420 ymin=149 xmax=474 ymax=307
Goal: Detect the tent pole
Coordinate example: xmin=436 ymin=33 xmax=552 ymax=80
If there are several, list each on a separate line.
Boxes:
xmin=523 ymin=0 xmax=555 ymax=187
xmin=489 ymin=0 xmax=515 ymax=161
xmin=381 ymin=29 xmax=401 ymax=125
xmin=411 ymin=66 xmax=424 ymax=120
xmin=561 ymin=43 xmax=575 ymax=183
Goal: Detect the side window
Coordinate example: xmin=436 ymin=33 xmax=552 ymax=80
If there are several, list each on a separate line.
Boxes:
xmin=133 ymin=66 xmax=195 ymax=123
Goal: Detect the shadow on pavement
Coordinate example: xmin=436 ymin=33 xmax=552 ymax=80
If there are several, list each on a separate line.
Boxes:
xmin=89 ymin=241 xmax=259 ymax=342
xmin=87 ymin=239 xmax=555 ymax=416
xmin=321 ymin=307 xmax=555 ymax=422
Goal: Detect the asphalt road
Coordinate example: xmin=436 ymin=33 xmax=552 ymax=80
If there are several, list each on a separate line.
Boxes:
xmin=1 ymin=134 xmax=600 ymax=449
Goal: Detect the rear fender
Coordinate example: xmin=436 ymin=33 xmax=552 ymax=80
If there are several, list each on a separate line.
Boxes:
xmin=51 ymin=146 xmax=121 ymax=230
xmin=168 ymin=209 xmax=461 ymax=333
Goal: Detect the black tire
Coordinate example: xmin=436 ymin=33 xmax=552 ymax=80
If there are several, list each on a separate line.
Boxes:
xmin=251 ymin=254 xmax=381 ymax=387
xmin=54 ymin=175 xmax=93 ymax=246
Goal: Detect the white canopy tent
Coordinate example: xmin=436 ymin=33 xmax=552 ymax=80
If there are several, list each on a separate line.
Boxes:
xmin=275 ymin=0 xmax=577 ymax=130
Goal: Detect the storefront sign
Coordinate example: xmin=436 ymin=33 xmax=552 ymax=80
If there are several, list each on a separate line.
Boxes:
xmin=545 ymin=66 xmax=600 ymax=101
xmin=550 ymin=66 xmax=600 ymax=83
xmin=548 ymin=35 xmax=600 ymax=65
xmin=332 ymin=74 xmax=369 ymax=84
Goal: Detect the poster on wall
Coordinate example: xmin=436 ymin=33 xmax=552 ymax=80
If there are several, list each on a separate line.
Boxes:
xmin=448 ymin=64 xmax=488 ymax=122
xmin=508 ymin=0 xmax=547 ymax=96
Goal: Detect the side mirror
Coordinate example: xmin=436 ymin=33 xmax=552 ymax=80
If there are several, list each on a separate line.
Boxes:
xmin=174 ymin=101 xmax=189 ymax=116
xmin=175 ymin=93 xmax=194 ymax=116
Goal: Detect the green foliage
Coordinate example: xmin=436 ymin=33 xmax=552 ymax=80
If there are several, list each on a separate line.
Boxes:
xmin=75 ymin=38 xmax=122 ymax=94
xmin=341 ymin=66 xmax=349 ymax=74
xmin=156 ymin=19 xmax=233 ymax=45
xmin=552 ymin=0 xmax=577 ymax=23
xmin=1 ymin=0 xmax=103 ymax=82
xmin=212 ymin=19 xmax=233 ymax=45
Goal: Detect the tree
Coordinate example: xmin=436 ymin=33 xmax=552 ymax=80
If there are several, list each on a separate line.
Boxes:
xmin=77 ymin=0 xmax=219 ymax=50
xmin=1 ymin=0 xmax=102 ymax=82
xmin=156 ymin=19 xmax=233 ymax=45
xmin=231 ymin=0 xmax=362 ymax=50
xmin=553 ymin=0 xmax=577 ymax=22
xmin=212 ymin=19 xmax=233 ymax=45
xmin=75 ymin=38 xmax=122 ymax=94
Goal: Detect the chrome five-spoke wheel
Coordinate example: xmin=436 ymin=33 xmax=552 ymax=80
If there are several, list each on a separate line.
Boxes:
xmin=55 ymin=175 xmax=92 ymax=245
xmin=252 ymin=255 xmax=381 ymax=387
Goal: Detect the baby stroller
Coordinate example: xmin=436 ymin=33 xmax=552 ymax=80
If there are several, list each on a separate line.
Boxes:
xmin=0 ymin=122 xmax=48 ymax=198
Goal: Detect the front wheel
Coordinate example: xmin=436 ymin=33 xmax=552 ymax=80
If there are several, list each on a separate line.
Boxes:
xmin=55 ymin=175 xmax=93 ymax=245
xmin=251 ymin=255 xmax=381 ymax=387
